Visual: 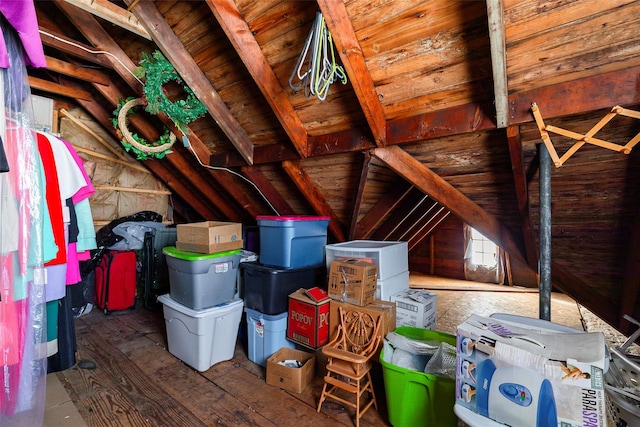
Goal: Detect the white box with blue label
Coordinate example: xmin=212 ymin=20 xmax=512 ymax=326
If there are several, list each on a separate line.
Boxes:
xmin=456 ymin=314 xmax=607 ymax=427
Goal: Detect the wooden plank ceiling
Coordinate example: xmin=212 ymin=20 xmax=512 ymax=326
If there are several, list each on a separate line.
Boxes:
xmin=26 ymin=0 xmax=640 ymax=335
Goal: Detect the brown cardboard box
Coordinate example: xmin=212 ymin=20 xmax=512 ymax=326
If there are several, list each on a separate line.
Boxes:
xmin=266 ymin=347 xmax=316 ymax=393
xmin=327 ymin=259 xmax=378 ymax=306
xmin=328 ymin=299 xmax=396 ymax=343
xmin=176 ymin=221 xmax=243 ymax=254
xmin=287 ymin=288 xmax=331 ymax=349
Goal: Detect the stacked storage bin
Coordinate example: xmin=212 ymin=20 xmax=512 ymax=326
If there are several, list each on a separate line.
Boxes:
xmin=239 ymin=216 xmax=329 ymax=366
xmin=157 ymin=222 xmax=245 ymax=372
xmin=324 ymin=240 xmax=410 ymax=300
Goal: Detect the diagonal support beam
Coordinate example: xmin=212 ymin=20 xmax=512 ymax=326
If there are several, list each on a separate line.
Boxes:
xmin=371 ymin=146 xmax=530 ymax=271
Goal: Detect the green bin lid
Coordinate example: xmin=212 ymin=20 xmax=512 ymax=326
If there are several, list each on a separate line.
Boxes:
xmin=162 ymin=246 xmax=241 ymax=261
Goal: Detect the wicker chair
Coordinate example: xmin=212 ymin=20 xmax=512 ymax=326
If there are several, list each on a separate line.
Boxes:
xmin=316 ymin=306 xmax=381 ymax=427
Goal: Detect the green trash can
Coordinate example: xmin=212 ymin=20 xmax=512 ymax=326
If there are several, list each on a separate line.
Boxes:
xmin=380 ymin=326 xmax=457 ymax=427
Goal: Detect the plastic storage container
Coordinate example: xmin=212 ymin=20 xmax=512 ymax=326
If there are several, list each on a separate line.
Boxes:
xmin=380 ymin=326 xmax=457 ymax=427
xmin=245 ymin=308 xmax=295 ymax=367
xmin=376 ymin=270 xmax=410 ymax=301
xmin=325 ymin=240 xmax=408 ymax=280
xmin=256 ymin=215 xmax=330 ymax=269
xmin=240 ymin=262 xmax=325 ymax=315
xmin=158 ymin=294 xmax=243 ymax=372
xmin=163 ymin=246 xmax=242 ymax=310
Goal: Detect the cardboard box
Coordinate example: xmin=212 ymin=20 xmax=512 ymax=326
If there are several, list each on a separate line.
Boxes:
xmin=176 ymin=221 xmax=243 ymax=254
xmin=456 ymin=314 xmax=607 ymax=427
xmin=327 ymin=259 xmax=378 ymax=306
xmin=287 ymin=288 xmax=331 ymax=349
xmin=328 ymin=299 xmax=396 ymax=344
xmin=266 ymin=347 xmax=315 ymax=393
xmin=390 ymin=289 xmax=437 ymax=329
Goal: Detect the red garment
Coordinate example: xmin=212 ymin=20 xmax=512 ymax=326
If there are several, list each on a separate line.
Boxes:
xmin=36 ymin=133 xmax=66 ymax=265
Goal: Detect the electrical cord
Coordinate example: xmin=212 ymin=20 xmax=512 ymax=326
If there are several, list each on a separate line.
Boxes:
xmin=183 ymin=136 xmax=280 ymax=216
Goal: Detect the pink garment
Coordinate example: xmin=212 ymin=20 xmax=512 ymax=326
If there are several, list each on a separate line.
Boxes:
xmin=0 ymin=0 xmax=46 ymax=68
xmin=65 ymin=242 xmax=81 ymax=285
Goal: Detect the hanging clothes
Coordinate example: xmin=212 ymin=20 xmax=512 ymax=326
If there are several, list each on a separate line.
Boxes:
xmin=0 ymin=8 xmax=48 ymax=425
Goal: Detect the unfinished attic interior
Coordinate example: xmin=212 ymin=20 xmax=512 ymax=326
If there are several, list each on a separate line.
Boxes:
xmin=2 ymin=0 xmax=640 ymax=426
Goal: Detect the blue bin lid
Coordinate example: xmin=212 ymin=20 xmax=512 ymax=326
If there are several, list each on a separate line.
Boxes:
xmin=162 ymin=245 xmax=241 ymax=261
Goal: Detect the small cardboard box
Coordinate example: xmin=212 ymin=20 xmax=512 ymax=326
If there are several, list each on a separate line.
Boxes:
xmin=266 ymin=347 xmax=316 ymax=393
xmin=328 ymin=299 xmax=396 ymax=343
xmin=327 ymin=259 xmax=378 ymax=306
xmin=287 ymin=288 xmax=331 ymax=349
xmin=390 ymin=289 xmax=437 ymax=329
xmin=176 ymin=221 xmax=243 ymax=254
xmin=456 ymin=314 xmax=607 ymax=427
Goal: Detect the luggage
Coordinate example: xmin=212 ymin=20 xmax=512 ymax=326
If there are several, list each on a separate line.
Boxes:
xmin=95 ymin=250 xmax=137 ymax=314
xmin=140 ymin=227 xmax=177 ymax=309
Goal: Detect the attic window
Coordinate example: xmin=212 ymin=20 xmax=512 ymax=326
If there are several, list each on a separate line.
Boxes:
xmin=464 ymin=225 xmax=504 ymax=285
xmin=469 ymin=228 xmax=497 ymax=267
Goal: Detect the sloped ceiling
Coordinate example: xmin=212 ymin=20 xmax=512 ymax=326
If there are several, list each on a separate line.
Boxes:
xmin=26 ymin=0 xmax=640 ymax=335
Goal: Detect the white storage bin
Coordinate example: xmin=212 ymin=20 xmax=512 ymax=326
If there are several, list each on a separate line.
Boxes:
xmin=158 ymin=294 xmax=243 ymax=372
xmin=325 ymin=240 xmax=408 ymax=280
xmin=376 ymin=270 xmax=410 ymax=301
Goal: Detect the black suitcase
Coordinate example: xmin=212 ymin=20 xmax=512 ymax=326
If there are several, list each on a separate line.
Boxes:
xmin=141 ymin=227 xmax=177 ymax=309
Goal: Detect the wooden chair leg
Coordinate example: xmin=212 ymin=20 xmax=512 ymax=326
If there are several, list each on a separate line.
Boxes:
xmin=367 ymin=372 xmax=378 ymax=410
xmin=317 ymin=381 xmax=329 ymax=412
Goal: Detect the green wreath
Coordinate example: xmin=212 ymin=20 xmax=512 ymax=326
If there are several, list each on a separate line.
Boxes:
xmin=112 ymin=98 xmax=176 ymax=160
xmin=112 ymin=51 xmax=207 ymax=160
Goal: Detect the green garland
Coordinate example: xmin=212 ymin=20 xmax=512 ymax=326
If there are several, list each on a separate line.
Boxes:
xmin=112 ymin=50 xmax=207 ymax=160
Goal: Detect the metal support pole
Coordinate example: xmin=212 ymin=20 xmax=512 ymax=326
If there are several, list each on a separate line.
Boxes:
xmin=538 ymin=143 xmax=552 ymax=321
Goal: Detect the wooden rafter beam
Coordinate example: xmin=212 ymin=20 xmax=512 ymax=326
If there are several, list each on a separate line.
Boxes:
xmin=45 ymin=55 xmax=110 ymax=86
xmin=37 ymin=26 xmax=112 ymax=68
xmin=509 ymin=65 xmax=640 ymax=125
xmin=50 ymin=1 xmax=141 ymax=90
xmin=506 ymin=125 xmax=537 ymax=270
xmin=206 ymin=0 xmax=309 ymax=158
xmin=240 ymin=166 xmax=296 ymax=217
xmin=371 ymin=146 xmax=530 ymax=271
xmin=348 ymin=152 xmax=371 ymax=240
xmin=62 ymin=0 xmax=150 ymax=39
xmin=124 ymin=0 xmax=255 ymax=165
xmin=486 ymin=0 xmax=508 ymax=128
xmin=318 ymin=0 xmax=386 ymax=147
xmin=282 ymin=160 xmax=345 ymax=241
xmin=29 ymin=76 xmax=92 ymax=100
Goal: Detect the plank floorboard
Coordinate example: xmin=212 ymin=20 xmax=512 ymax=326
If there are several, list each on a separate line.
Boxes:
xmin=58 ymin=303 xmax=391 ymax=427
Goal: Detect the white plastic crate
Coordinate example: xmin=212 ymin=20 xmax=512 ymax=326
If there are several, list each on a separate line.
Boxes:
xmin=325 ymin=240 xmax=408 ymax=280
xmin=376 ymin=270 xmax=410 ymax=301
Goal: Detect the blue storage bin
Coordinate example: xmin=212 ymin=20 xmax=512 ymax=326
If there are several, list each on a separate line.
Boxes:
xmin=245 ymin=308 xmax=295 ymax=367
xmin=256 ymin=215 xmax=330 ymax=269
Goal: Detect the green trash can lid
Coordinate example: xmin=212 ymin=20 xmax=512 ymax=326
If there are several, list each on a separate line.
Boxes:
xmin=162 ymin=246 xmax=241 ymax=261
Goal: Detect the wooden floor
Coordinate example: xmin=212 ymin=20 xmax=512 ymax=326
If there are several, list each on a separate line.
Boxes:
xmin=53 ymin=274 xmax=609 ymax=427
